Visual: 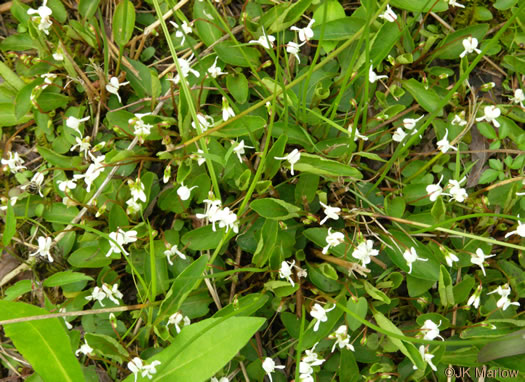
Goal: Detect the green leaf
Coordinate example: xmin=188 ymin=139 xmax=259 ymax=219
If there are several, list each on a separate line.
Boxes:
xmin=494 ymin=0 xmax=519 ymax=10
xmin=363 ymin=280 xmax=391 ymax=304
xmin=438 ymin=265 xmax=455 ymax=307
xmin=253 ymin=219 xmax=278 ymax=266
xmin=214 ymin=41 xmax=261 ymax=68
xmin=373 ymin=310 xmax=424 ymax=370
xmin=4 ymin=280 xmax=33 ymax=301
xmin=0 ymin=103 xmax=22 ymax=127
xmin=406 ymin=275 xmax=434 ymax=297
xmin=226 ymin=73 xmax=249 ymax=104
xmin=214 ymin=293 xmax=269 ymax=318
xmin=181 ymin=225 xmax=224 ymax=251
xmin=293 ymin=153 xmax=363 ymax=178
xmin=37 ymin=146 xmax=84 ymax=169
xmin=477 ymin=122 xmax=497 ymax=139
xmin=265 ymin=135 xmax=288 ymax=179
xmin=124 ymin=317 xmax=265 ymax=382
xmin=43 ymin=271 xmax=93 ymax=287
xmin=502 ymin=55 xmax=525 ymax=75
xmin=0 ymin=301 xmax=85 ymax=382
xmin=79 ymin=0 xmax=101 ymax=19
xmin=3 ymin=201 xmax=16 ymax=246
xmin=269 ymin=0 xmax=314 ymax=33
xmin=113 ymin=0 xmax=135 ymax=47
xmin=478 ymin=330 xmax=525 ymax=362
xmin=402 ymin=79 xmax=443 ymax=115
xmin=15 ymin=81 xmax=35 ymax=120
xmin=433 ymin=24 xmax=489 ymax=60
xmin=430 ymin=197 xmax=446 ymax=220
xmin=295 ymin=173 xmax=320 ymax=204
xmin=42 ymin=203 xmax=79 ymax=224
xmin=311 ymin=17 xmax=365 ymax=40
xmin=84 ymin=333 xmax=129 ymax=363
xmin=250 ymin=198 xmax=301 ymax=220
xmin=123 ymin=59 xmax=159 ymax=98
xmin=0 ymin=33 xmax=38 ymax=51
xmin=68 ymin=243 xmax=112 ymax=268
xmin=390 ymin=0 xmax=448 ymax=12
xmin=159 ymin=255 xmax=208 ymax=318
xmin=385 ymin=196 xmax=405 ymax=218
xmin=193 ymin=0 xmax=223 ymax=47
xmin=0 ymin=61 xmax=24 ymax=90
xmin=346 ymin=297 xmax=368 ymax=331
xmin=211 ymin=115 xmax=265 ymax=138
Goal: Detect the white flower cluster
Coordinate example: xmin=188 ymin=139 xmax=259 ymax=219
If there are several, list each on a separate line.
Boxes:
xmin=426 ymin=176 xmax=468 ymax=203
xmin=129 ymin=113 xmax=153 ymax=144
xmin=126 ymin=177 xmax=147 ymax=215
xmin=128 ymin=357 xmax=161 ymax=381
xmin=392 ymin=115 xmax=425 ymax=144
xmin=106 ymin=228 xmax=138 ymax=257
xmin=85 ymin=283 xmax=123 ymax=307
xmin=196 ymin=198 xmax=239 ymax=233
xmin=27 ymin=0 xmax=53 ymax=35
xmin=166 ymin=312 xmax=191 ymax=333
xmin=298 ymin=343 xmax=325 ymax=382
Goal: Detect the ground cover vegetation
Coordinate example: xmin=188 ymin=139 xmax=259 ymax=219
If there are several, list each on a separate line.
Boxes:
xmin=0 ymin=0 xmax=524 ymax=381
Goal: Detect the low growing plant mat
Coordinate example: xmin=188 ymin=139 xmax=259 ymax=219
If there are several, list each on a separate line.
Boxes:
xmin=0 ymin=0 xmax=524 ymax=381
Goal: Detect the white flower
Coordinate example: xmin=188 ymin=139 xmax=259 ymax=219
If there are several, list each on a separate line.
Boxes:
xmin=21 ymin=172 xmax=45 ymax=197
xmin=29 ymin=236 xmax=53 ymax=262
xmin=232 ymin=140 xmax=254 ymax=163
xmin=348 ymin=125 xmax=368 ymax=141
xmin=216 ymin=207 xmax=239 ymax=233
xmin=41 ymin=73 xmax=57 ymax=89
xmin=322 ymin=228 xmax=345 ymax=255
xmin=262 ymin=357 xmax=285 ymax=382
xmin=66 ymin=116 xmax=89 ymax=136
xmin=210 ymin=377 xmax=229 ymax=382
xmin=101 ymin=283 xmax=123 ymax=305
xmin=420 ymin=320 xmax=444 ymax=341
xmin=1 ymin=152 xmax=26 ymax=173
xmin=53 ymin=51 xmax=64 ymax=61
xmin=328 ymin=325 xmax=355 ymax=352
xmin=403 ymin=247 xmax=428 ymax=274
xmin=447 ymin=177 xmax=468 ymax=202
xmin=249 ymin=30 xmax=276 ymax=49
xmin=207 ymin=57 xmax=227 ymax=78
xmin=27 ymin=0 xmax=53 ymax=35
xmin=286 ymin=41 xmax=304 ymax=63
xmin=369 ymin=65 xmax=388 ymax=83
xmin=126 ymin=198 xmax=142 ymax=215
xmin=191 ymin=113 xmax=214 ymax=132
xmin=476 ymin=105 xmax=501 ymax=128
xmin=279 ymin=260 xmax=296 ymax=287
xmin=448 ymin=0 xmax=465 ymax=8
xmin=132 ymin=119 xmax=153 ymax=144
xmin=418 ymin=346 xmax=437 ymax=372
xmin=487 ymin=284 xmax=520 ymax=311
xmin=170 ymin=20 xmax=192 ymax=46
xmin=426 ymin=175 xmax=445 ymax=202
xmin=164 ymin=244 xmax=186 ymax=265
xmin=351 ymin=240 xmax=378 ymax=267
xmin=318 ymin=201 xmax=341 ymax=225
xmin=78 ymin=155 xmax=106 ymax=192
xmin=302 ymin=345 xmax=325 ymax=366
xmin=510 ymin=89 xmax=525 ymax=107
xmin=403 ymin=115 xmax=424 ymax=131
xmin=378 ymin=4 xmax=397 ymax=22
xmin=505 ymin=215 xmax=525 ymax=238
xmin=128 ymin=357 xmax=161 ymax=382
xmin=75 ymin=340 xmax=94 ymax=357
xmin=436 ymin=129 xmax=458 ymax=153
xmin=392 ymin=127 xmax=407 ymax=143
xmin=274 ymin=149 xmax=301 ymax=176
xmin=222 ymin=102 xmax=235 ymax=122
xmin=106 ymin=77 xmax=129 ymax=103
xmin=452 ymin=113 xmax=467 ymax=126
xmin=445 ymin=252 xmax=459 ymax=267
xmin=57 ymin=178 xmax=77 ymax=193
xmin=177 ymin=183 xmax=198 ymax=201
xmin=196 ymin=198 xmax=222 ymax=221
xmin=190 ymin=149 xmax=206 ymax=166
xmin=85 ymin=286 xmax=107 ymax=306
xmin=471 ymin=248 xmax=496 ymax=276
xmin=70 ymin=136 xmax=92 ymax=159
xmin=168 ymin=55 xmax=200 ymax=84
xmin=467 ymin=285 xmax=482 ymax=308
xmin=297 ymin=267 xmax=308 ymax=279
xmin=310 ymin=303 xmax=335 ymax=332
xmin=0 ymin=196 xmax=18 ymax=212
xmin=167 ymin=312 xmax=191 ymax=333
xmin=459 ymin=37 xmax=481 ymax=58
xmin=128 ymin=178 xmax=147 ymax=203
xmin=106 ymin=228 xmax=138 ymax=257
xmin=290 ymin=18 xmax=315 ymax=42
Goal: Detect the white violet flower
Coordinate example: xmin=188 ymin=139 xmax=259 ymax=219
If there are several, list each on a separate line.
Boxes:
xmin=471 ymin=248 xmax=495 ymax=276
xmin=467 ymin=284 xmax=482 ymax=309
xmin=66 ymin=116 xmax=89 ymax=136
xmin=448 ymin=0 xmax=465 ymax=8
xmin=445 ymin=252 xmax=459 ymax=267
xmin=290 ymin=18 xmax=315 ymax=42
xmin=369 ymin=65 xmax=388 ymax=83
xmin=310 ymin=303 xmax=335 ymax=332
xmin=279 ymin=260 xmax=296 ymax=287
xmin=166 ymin=312 xmax=191 ymax=333
xmin=191 ymin=113 xmax=214 ymax=132
xmin=262 ymin=357 xmax=285 ymax=382
xmin=452 ymin=113 xmax=467 ymax=126
xmin=322 ymin=228 xmax=345 ymax=254
xmin=351 ymin=240 xmax=379 ymax=267
xmin=85 ymin=286 xmax=107 ymax=306
xmin=274 ymin=149 xmax=301 ymax=176
xmin=128 ymin=357 xmax=161 ymax=382
xmin=177 ymin=183 xmax=198 ymax=201
xmin=170 ymin=20 xmax=192 ymax=46
xmin=328 ymin=325 xmax=355 ymax=352
xmin=27 ymin=0 xmax=53 ymax=35
xmin=1 ymin=152 xmax=26 ymax=173
xmin=476 ymin=105 xmax=501 ymax=128
xmin=128 ymin=178 xmax=147 ymax=203
xmin=418 ymin=346 xmax=437 ymax=372
xmin=207 ymin=57 xmax=227 ymax=78
xmin=505 ymin=215 xmax=525 ymax=238
xmin=392 ymin=127 xmax=407 ymax=143
xmin=29 ymin=236 xmax=53 ymax=262
xmin=168 ymin=55 xmax=200 ymax=84
xmin=57 ymin=179 xmax=77 ymax=193
xmin=510 ymin=89 xmax=525 ymax=107
xmin=164 ymin=244 xmax=186 ymax=266
xmin=403 ymin=247 xmax=428 ymax=274
xmin=426 ymin=175 xmax=445 ymax=202
xmin=487 ymin=284 xmax=520 ymax=311
xmin=447 ymin=177 xmax=468 ymax=202
xmin=378 ymin=4 xmax=397 ymax=22
xmin=319 ymin=201 xmax=341 ymax=225
xmin=106 ymin=228 xmax=138 ymax=257
xmin=420 ymin=320 xmax=444 ymax=341
xmin=101 ymin=283 xmax=123 ymax=305
xmin=232 ymin=139 xmax=254 ymax=163
xmin=459 ymin=37 xmax=481 ymax=58
xmin=106 ymin=76 xmax=129 ymax=103
xmin=75 ymin=340 xmax=94 ymax=357
xmin=403 ymin=115 xmax=424 ymax=132
xmin=286 ymin=41 xmax=304 ymax=63
xmin=436 ymin=129 xmax=458 ymax=153
xmin=249 ymin=30 xmax=276 ymax=49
